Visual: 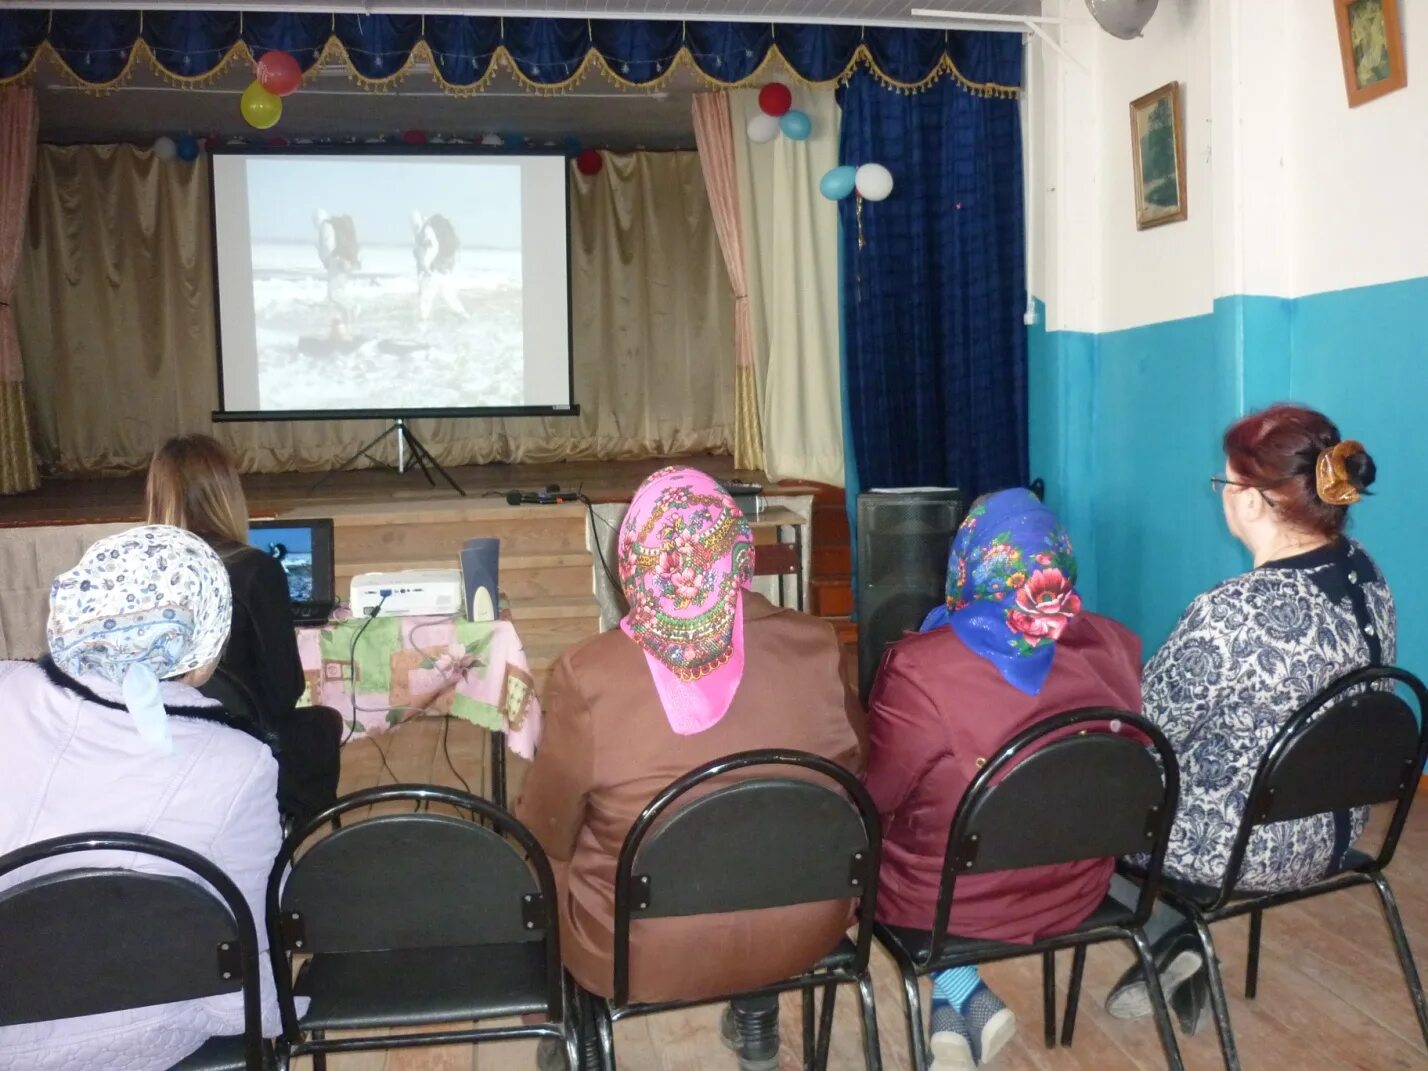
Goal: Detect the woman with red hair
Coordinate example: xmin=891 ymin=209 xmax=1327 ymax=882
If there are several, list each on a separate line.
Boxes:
xmin=1106 ymin=403 xmax=1391 ymax=1030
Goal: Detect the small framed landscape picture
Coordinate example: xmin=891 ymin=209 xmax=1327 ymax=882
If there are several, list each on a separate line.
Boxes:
xmin=1335 ymin=0 xmax=1406 ymax=108
xmin=1129 ymin=81 xmax=1187 ymax=230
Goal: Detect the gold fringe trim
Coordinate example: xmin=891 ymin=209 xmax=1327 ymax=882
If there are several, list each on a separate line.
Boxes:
xmin=0 ymin=30 xmax=1019 ymax=99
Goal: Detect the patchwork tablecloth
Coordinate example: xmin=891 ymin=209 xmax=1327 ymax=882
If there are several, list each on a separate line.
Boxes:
xmin=296 ymin=613 xmax=542 ymax=759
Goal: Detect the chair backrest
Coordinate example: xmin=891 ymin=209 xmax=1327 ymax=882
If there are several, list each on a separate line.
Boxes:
xmin=0 ymin=832 xmax=265 ymax=1068
xmin=611 ymin=749 xmax=880 ymax=1008
xmin=927 ymin=710 xmax=1179 ymax=962
xmin=1216 ymin=666 xmax=1428 ymax=905
xmin=200 ymin=665 xmax=268 ymax=733
xmin=267 ymin=784 xmax=564 ymax=1039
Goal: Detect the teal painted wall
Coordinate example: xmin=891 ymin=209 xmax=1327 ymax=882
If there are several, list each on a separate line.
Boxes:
xmin=1029 ymin=284 xmax=1421 ymax=668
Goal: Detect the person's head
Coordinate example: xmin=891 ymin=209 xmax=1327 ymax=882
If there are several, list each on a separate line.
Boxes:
xmin=617 ymin=466 xmax=754 ymax=735
xmin=1218 ymin=404 xmax=1376 ymax=556
xmin=921 ymin=488 xmax=1081 ymax=696
xmin=313 ymin=208 xmax=329 ymax=228
xmin=47 ymin=525 xmax=232 ymax=750
xmin=410 ymin=209 xmax=425 ymax=235
xmin=145 ymin=434 xmax=249 ymax=545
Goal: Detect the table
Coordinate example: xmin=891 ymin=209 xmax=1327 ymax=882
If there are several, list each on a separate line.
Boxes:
xmin=749 ymin=506 xmax=808 ymax=612
xmin=296 ymin=613 xmax=543 ymax=808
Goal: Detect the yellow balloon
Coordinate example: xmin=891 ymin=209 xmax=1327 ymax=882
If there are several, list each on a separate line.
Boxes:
xmin=240 ymin=81 xmax=282 ymax=130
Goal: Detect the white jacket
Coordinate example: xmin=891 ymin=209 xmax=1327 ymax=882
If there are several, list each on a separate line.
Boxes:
xmin=0 ymin=660 xmax=285 ymax=1071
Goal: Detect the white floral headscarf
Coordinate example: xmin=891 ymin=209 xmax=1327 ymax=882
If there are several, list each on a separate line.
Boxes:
xmin=47 ymin=525 xmax=232 ymax=751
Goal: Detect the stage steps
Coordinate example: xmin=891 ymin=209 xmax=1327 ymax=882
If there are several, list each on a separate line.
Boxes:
xmin=282 ymin=498 xmax=599 ymax=698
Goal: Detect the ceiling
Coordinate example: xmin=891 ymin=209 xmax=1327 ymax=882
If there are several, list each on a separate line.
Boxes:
xmin=30 ymin=1 xmax=1046 ymax=146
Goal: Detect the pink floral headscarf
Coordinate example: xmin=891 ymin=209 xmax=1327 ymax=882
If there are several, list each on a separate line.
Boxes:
xmin=618 ymin=467 xmax=754 ymax=734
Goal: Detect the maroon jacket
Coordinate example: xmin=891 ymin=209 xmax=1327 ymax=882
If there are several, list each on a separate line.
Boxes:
xmin=864 ymin=611 xmax=1142 ymax=943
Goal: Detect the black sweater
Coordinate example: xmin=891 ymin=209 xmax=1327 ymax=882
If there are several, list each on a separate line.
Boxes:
xmin=203 ymin=534 xmax=306 ymax=729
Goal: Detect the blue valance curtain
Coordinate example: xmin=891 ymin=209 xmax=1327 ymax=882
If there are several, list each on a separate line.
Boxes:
xmin=0 ymin=10 xmax=1021 ymax=96
xmin=838 ymin=50 xmax=1027 ymax=499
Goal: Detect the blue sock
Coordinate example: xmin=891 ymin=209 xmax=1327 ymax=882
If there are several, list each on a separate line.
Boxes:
xmin=931 ymin=966 xmax=981 ymax=1011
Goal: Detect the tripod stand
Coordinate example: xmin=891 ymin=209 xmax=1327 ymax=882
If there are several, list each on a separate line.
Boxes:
xmin=308 ymin=418 xmax=466 ymax=497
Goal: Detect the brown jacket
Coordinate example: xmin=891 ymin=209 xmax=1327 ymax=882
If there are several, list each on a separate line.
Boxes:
xmin=515 ymin=592 xmax=866 ymax=1002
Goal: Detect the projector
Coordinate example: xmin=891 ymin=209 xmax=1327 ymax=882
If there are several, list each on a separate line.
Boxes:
xmin=352 ymin=569 xmax=464 ymax=618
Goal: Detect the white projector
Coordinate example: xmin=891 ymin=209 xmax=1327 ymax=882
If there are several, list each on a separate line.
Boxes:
xmin=351 ymin=569 xmax=464 ymax=618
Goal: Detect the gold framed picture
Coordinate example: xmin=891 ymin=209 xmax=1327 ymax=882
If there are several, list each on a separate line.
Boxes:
xmin=1129 ymin=81 xmax=1187 ymax=231
xmin=1335 ymin=0 xmax=1406 ymax=108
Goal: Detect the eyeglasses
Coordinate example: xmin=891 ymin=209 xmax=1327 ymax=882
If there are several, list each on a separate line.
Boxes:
xmin=1210 ymin=475 xmax=1283 ymax=507
xmin=1209 ymin=476 xmax=1253 ymax=492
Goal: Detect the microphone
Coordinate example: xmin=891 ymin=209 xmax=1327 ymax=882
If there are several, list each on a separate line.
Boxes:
xmin=505 ymin=487 xmax=577 ymax=506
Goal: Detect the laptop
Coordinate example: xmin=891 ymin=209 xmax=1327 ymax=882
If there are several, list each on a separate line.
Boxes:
xmin=248 ymin=518 xmax=337 ymax=626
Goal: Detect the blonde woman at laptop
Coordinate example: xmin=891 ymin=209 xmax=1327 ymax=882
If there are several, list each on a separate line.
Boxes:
xmin=147 ymin=434 xmax=343 ymax=826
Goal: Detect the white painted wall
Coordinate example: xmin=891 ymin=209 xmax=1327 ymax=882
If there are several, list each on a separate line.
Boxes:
xmin=1284 ymin=0 xmax=1428 ymax=298
xmin=1031 ymin=0 xmax=1428 ymax=333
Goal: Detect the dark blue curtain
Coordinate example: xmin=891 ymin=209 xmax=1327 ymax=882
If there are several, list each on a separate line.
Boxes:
xmin=838 ymin=60 xmax=1027 ymax=499
xmin=0 ymin=11 xmax=1023 ymax=92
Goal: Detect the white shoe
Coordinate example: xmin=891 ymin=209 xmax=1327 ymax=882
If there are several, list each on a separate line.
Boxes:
xmin=928 ymin=1002 xmax=976 ymax=1071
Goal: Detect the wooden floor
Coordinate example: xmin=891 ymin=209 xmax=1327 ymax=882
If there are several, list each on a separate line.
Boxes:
xmin=0 ymin=455 xmax=780 ymax=525
xmin=323 ymin=717 xmax=1428 ymax=1071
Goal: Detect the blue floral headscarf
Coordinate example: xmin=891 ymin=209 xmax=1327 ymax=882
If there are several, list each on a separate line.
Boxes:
xmin=920 ymin=489 xmax=1081 ymax=696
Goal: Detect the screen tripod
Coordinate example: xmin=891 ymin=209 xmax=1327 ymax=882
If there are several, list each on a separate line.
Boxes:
xmin=308 ymin=418 xmax=465 ymax=497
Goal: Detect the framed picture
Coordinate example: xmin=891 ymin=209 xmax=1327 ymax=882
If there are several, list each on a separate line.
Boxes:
xmin=1129 ymin=81 xmax=1187 ymax=230
xmin=1335 ymin=0 xmax=1406 ymax=107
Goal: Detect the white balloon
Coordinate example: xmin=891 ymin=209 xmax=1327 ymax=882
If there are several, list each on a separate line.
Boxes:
xmin=746 ymin=113 xmax=780 ymax=144
xmin=855 ymin=163 xmax=894 ymax=202
xmin=152 ymin=136 xmax=178 ymax=161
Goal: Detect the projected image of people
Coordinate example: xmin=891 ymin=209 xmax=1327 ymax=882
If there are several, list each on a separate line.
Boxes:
xmin=246 ymin=158 xmax=524 ymax=411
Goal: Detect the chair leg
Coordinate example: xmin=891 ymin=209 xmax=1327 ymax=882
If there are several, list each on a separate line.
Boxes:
xmin=815 ymin=983 xmax=838 ymax=1071
xmin=1245 ymin=909 xmax=1263 ymax=1000
xmin=310 ymin=1031 xmax=326 ymax=1071
xmin=1061 ymin=944 xmax=1088 ymax=1047
xmin=856 ymin=973 xmax=885 ymax=1071
xmin=896 ymin=961 xmax=929 ymax=1071
xmin=1042 ymin=950 xmax=1057 ymax=1049
xmin=1130 ymin=928 xmax=1186 ymax=1071
xmin=803 ymin=987 xmax=817 ymax=1071
xmin=595 ymin=999 xmax=617 ymax=1071
xmin=1189 ymin=914 xmax=1242 ymax=1071
xmin=1371 ymin=872 xmax=1428 ymax=1051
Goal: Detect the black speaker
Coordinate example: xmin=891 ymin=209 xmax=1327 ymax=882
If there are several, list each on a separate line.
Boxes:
xmin=855 ymin=489 xmax=966 ymax=702
xmin=460 ymin=537 xmax=500 ymax=621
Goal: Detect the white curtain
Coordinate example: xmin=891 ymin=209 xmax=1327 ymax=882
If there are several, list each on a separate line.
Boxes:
xmin=730 ymin=88 xmax=845 ymax=487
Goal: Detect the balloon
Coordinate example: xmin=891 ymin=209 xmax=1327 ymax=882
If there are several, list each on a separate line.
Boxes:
xmin=779 ymin=110 xmax=812 ymax=141
xmin=401 ymin=128 xmax=428 ymax=145
xmin=152 ymin=136 xmax=177 ymax=161
xmin=819 ymin=165 xmax=857 ymax=201
xmin=240 ymin=81 xmax=282 ymax=130
xmin=256 ymin=50 xmax=302 ymax=97
xmin=176 ymin=135 xmax=200 ymax=162
xmin=855 ymin=163 xmax=895 ymax=202
xmin=746 ymin=113 xmax=780 ymax=144
xmin=576 ymin=149 xmax=603 ymax=176
xmin=562 ymin=135 xmax=583 ymax=156
xmin=501 ymin=131 xmax=526 ymax=149
xmin=758 ymin=82 xmax=793 ymax=117
xmin=265 ymin=135 xmax=289 ymax=147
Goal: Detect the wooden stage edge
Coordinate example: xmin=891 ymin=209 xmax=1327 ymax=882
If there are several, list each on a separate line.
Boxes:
xmin=0 ymin=454 xmax=825 ymax=527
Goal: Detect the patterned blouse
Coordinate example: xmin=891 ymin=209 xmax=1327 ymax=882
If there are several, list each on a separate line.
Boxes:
xmin=1142 ymin=538 xmax=1396 ymax=892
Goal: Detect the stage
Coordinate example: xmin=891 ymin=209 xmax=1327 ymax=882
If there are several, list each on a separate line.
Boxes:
xmin=0 ymin=454 xmax=786 ymax=526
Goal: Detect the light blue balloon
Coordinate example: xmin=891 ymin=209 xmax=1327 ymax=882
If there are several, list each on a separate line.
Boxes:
xmin=819 ymin=165 xmax=857 ymax=201
xmin=780 ymin=109 xmax=813 ymax=141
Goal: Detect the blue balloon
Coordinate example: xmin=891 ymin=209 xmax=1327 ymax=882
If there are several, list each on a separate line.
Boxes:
xmin=500 ymin=131 xmax=526 ymax=149
xmin=562 ymin=135 xmax=583 ymax=157
xmin=176 ymin=135 xmax=200 ymax=162
xmin=819 ymin=165 xmax=857 ymax=201
xmin=780 ymin=109 xmax=813 ymax=141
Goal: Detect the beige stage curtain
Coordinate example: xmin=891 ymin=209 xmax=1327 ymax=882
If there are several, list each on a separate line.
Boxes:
xmin=0 ymin=87 xmax=39 ymax=493
xmin=16 ymin=146 xmax=732 ymax=475
xmin=730 ymin=89 xmax=845 ymax=488
xmin=691 ymin=91 xmax=764 ymax=473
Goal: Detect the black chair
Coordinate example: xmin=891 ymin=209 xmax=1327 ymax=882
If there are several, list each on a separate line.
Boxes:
xmin=1110 ymin=666 xmax=1428 ymax=1071
xmin=0 ymin=831 xmax=269 ymax=1070
xmin=265 ymin=783 xmax=577 ymax=1070
xmin=874 ymin=710 xmax=1185 ymax=1071
xmin=582 ymin=749 xmax=883 ymax=1071
xmin=201 ymin=665 xmax=269 ymax=733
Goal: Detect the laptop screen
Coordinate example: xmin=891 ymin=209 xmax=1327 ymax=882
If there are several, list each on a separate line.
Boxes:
xmin=248 ymin=518 xmax=335 ymax=608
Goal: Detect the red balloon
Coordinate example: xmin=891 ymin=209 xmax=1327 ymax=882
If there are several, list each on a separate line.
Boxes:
xmin=256 ymin=50 xmax=302 ymax=97
xmin=758 ymin=82 xmax=792 ymax=117
xmin=401 ymin=129 xmax=429 ymax=145
xmin=265 ymin=135 xmax=289 ymax=147
xmin=576 ymin=149 xmax=603 ymax=176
